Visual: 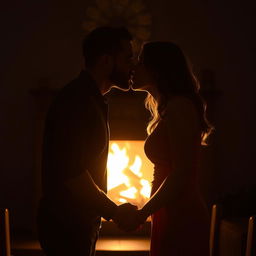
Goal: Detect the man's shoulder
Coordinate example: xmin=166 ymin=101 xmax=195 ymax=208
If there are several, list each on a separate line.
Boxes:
xmin=61 ymin=74 xmax=90 ymax=98
xmin=56 ymin=74 xmax=93 ymax=104
xmin=46 ymin=74 xmax=95 ymax=119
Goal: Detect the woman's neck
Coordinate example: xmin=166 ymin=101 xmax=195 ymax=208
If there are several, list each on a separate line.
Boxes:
xmin=147 ymin=86 xmax=161 ymax=103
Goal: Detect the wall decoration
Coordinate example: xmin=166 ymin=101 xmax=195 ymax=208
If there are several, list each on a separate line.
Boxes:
xmin=82 ymin=0 xmax=152 ymax=53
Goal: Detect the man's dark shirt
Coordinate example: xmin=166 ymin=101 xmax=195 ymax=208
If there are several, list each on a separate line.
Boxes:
xmin=40 ymin=70 xmax=115 ymax=228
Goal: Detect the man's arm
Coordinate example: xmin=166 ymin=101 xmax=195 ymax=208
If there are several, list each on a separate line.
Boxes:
xmin=48 ymin=93 xmax=118 ymax=220
xmin=65 ymin=169 xmax=118 ymax=220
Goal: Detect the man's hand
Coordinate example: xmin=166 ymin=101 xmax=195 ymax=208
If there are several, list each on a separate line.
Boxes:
xmin=112 ymin=203 xmax=146 ymax=232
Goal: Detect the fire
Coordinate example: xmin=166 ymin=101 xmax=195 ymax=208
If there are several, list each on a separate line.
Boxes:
xmin=107 ymin=141 xmax=153 ymax=209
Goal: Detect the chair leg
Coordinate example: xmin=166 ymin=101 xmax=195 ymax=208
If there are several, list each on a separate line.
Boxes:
xmin=210 ymin=204 xmax=221 ymax=256
xmin=0 ymin=209 xmax=11 ymax=256
xmin=246 ymin=215 xmax=255 ymax=256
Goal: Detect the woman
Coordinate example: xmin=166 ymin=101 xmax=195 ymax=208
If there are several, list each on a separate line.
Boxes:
xmin=132 ymin=42 xmax=214 ymax=255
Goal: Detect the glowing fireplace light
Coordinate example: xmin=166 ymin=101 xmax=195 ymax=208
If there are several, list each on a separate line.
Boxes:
xmin=107 ymin=141 xmax=153 ymax=209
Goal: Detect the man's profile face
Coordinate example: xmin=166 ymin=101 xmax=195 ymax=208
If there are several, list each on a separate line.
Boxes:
xmin=109 ymin=40 xmax=134 ymax=91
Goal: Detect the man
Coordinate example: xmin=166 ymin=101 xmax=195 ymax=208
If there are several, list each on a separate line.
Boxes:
xmin=37 ymin=27 xmax=137 ymax=256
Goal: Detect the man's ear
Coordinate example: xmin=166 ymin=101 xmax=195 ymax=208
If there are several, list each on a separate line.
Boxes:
xmin=99 ymin=54 xmax=114 ymax=71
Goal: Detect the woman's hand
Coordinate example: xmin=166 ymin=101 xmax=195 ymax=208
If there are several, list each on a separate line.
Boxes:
xmin=118 ymin=208 xmax=149 ymax=232
xmin=113 ymin=204 xmax=149 ymax=232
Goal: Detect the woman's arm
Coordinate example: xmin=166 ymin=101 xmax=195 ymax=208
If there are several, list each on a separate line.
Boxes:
xmin=139 ymin=96 xmax=201 ymax=220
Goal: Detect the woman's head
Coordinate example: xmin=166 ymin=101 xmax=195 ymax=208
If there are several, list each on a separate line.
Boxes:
xmin=133 ymin=41 xmax=198 ymax=95
xmin=133 ymin=41 xmax=213 ymax=144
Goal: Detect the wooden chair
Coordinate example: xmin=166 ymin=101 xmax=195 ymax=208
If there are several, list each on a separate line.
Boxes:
xmin=0 ymin=208 xmax=11 ymax=256
xmin=210 ymin=204 xmax=255 ymax=256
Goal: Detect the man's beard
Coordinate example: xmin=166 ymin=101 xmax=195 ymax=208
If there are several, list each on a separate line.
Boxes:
xmin=109 ymin=66 xmax=131 ymax=91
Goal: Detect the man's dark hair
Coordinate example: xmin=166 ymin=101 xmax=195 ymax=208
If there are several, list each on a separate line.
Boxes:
xmin=82 ymin=26 xmax=133 ymax=68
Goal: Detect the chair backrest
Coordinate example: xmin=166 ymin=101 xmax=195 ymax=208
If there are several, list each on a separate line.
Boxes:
xmin=210 ymin=204 xmax=256 ymax=256
xmin=0 ymin=209 xmax=11 ymax=256
xmin=246 ymin=215 xmax=255 ymax=256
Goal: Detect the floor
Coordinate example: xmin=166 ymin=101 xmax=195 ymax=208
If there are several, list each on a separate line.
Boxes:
xmin=12 ymin=236 xmax=150 ymax=256
xmin=12 ymin=221 xmax=151 ymax=256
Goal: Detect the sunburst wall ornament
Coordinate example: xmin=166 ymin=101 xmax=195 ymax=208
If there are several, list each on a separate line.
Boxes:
xmin=82 ymin=0 xmax=152 ymax=53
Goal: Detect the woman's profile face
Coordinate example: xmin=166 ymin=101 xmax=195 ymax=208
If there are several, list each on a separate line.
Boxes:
xmin=132 ymin=51 xmax=155 ymax=92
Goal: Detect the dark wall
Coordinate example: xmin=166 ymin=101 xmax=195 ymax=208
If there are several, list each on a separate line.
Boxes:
xmin=1 ymin=0 xmax=255 ymax=232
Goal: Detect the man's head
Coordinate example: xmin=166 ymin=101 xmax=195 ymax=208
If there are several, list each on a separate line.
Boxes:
xmin=82 ymin=26 xmax=134 ymax=91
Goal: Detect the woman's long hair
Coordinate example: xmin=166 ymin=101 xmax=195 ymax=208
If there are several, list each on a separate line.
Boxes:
xmin=142 ymin=41 xmax=214 ymax=145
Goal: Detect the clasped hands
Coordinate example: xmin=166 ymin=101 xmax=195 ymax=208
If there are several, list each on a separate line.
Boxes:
xmin=112 ymin=203 xmax=148 ymax=232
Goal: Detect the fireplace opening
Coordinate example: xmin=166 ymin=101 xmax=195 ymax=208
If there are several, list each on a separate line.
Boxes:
xmin=107 ymin=140 xmax=153 ymax=211
xmin=100 ymin=140 xmax=152 ymax=236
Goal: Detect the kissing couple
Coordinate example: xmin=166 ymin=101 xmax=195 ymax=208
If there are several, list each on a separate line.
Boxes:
xmin=37 ymin=26 xmax=213 ymax=256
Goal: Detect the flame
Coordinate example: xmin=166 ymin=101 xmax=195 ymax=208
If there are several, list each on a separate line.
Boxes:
xmin=130 ymin=156 xmax=142 ymax=177
xmin=107 ymin=141 xmax=153 ymax=209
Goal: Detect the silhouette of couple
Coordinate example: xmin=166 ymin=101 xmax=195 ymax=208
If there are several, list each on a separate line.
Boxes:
xmin=37 ymin=27 xmax=213 ymax=256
